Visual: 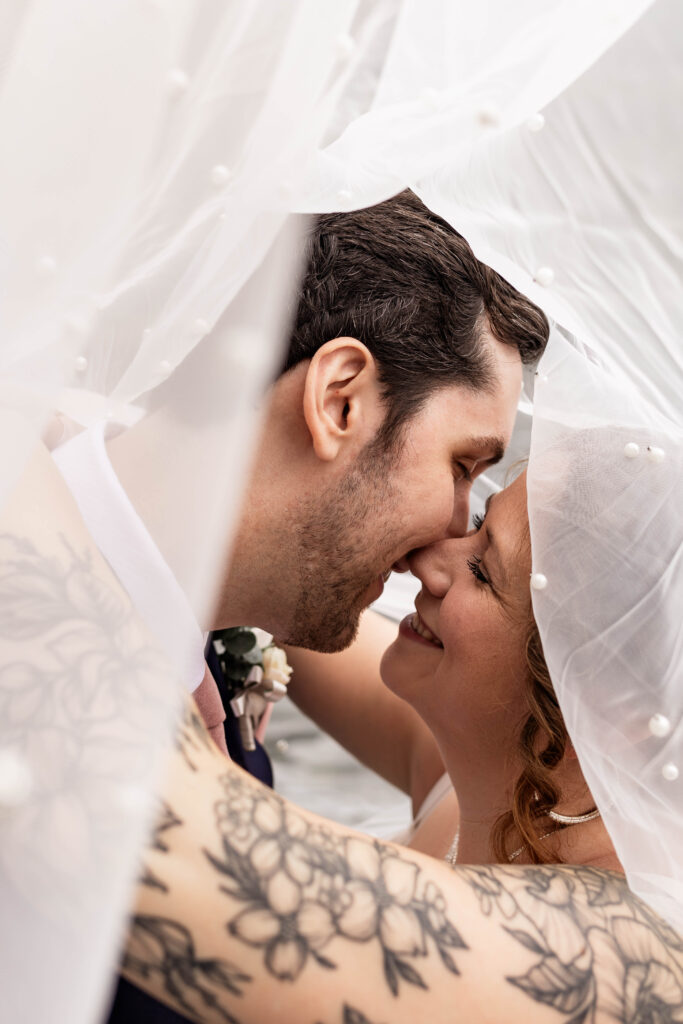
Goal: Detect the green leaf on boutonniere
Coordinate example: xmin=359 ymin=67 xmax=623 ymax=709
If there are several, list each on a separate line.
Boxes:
xmin=223 ymin=630 xmax=258 ymax=656
xmin=241 ymin=646 xmax=263 ymax=666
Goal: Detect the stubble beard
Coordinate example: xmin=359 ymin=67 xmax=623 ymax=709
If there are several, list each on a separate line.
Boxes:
xmin=286 ymin=447 xmax=401 ymax=653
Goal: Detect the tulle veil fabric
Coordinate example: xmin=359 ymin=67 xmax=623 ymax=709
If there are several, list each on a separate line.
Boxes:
xmin=0 ymin=0 xmax=680 ymax=1020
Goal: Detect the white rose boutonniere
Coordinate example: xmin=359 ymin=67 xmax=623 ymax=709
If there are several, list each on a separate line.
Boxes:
xmin=262 ymin=645 xmax=293 ymax=688
xmin=212 ymin=627 xmax=292 ymax=751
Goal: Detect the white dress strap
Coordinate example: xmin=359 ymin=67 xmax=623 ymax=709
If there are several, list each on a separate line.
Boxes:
xmin=413 ymin=773 xmax=453 ymax=829
xmin=391 ymin=773 xmax=453 ymax=845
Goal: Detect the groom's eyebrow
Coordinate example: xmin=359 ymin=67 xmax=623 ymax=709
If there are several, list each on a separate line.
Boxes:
xmin=466 ymin=436 xmax=506 ymax=464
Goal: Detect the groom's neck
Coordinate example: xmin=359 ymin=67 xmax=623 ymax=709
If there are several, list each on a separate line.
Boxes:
xmin=107 ymin=411 xmax=238 ymax=629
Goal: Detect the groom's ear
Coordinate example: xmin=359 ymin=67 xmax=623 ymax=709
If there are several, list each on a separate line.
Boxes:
xmin=302 ymin=338 xmax=383 ymax=462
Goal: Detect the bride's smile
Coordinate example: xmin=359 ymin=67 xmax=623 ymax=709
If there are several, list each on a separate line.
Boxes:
xmin=399 ymin=609 xmax=443 ymax=647
xmin=381 ymin=473 xmax=531 ymax=750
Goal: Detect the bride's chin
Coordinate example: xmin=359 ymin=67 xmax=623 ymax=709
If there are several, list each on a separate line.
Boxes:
xmin=380 ymin=640 xmax=427 ymax=700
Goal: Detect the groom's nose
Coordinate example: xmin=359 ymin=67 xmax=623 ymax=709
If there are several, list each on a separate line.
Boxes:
xmin=448 ymin=485 xmax=471 ymax=539
xmin=393 ymin=486 xmax=470 ymax=573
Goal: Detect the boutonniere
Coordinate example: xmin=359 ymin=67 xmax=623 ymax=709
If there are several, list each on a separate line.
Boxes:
xmin=212 ymin=627 xmax=292 ymax=751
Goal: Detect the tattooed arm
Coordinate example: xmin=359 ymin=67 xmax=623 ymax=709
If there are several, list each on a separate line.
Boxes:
xmin=1 ymin=446 xmax=679 ymax=1024
xmin=126 ymin=697 xmax=683 ymax=1024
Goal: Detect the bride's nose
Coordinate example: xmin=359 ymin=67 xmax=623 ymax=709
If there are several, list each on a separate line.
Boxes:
xmin=407 ymin=538 xmax=461 ymax=598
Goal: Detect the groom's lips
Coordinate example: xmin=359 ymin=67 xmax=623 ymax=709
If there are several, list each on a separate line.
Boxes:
xmin=361 ymin=568 xmax=393 ymax=609
xmin=364 ymin=570 xmax=391 ymax=605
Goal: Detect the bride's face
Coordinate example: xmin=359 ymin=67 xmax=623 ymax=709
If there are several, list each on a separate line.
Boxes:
xmin=381 ymin=472 xmax=532 ymax=751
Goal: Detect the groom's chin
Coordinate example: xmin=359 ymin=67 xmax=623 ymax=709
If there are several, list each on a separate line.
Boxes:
xmin=285 ymin=607 xmax=363 ymax=654
xmin=315 ymin=620 xmax=361 ymax=654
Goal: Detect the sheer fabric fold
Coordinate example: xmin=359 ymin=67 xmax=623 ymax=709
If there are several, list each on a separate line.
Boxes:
xmin=0 ymin=1 xmax=680 ymax=1020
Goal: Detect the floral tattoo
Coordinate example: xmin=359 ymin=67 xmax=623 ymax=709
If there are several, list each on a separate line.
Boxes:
xmin=206 ymin=771 xmax=467 ymax=994
xmin=460 ymin=864 xmax=683 ymax=1023
xmin=0 ymin=533 xmax=172 ymax=914
xmin=315 ymin=1007 xmax=384 ymax=1024
xmin=131 ymin=704 xmax=683 ymax=1024
xmin=124 ymin=915 xmax=251 ymax=1024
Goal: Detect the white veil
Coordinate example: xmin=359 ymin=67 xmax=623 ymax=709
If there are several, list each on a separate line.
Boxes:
xmin=0 ymin=0 xmax=680 ymax=1020
xmin=529 ymin=329 xmax=683 ymax=931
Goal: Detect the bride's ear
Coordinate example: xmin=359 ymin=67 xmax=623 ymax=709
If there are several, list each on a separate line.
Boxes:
xmin=302 ymin=338 xmax=383 ymax=462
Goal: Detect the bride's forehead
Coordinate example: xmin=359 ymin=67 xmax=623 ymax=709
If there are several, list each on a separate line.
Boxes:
xmin=490 ymin=474 xmax=531 ymax=574
xmin=488 ymin=470 xmax=528 ymax=516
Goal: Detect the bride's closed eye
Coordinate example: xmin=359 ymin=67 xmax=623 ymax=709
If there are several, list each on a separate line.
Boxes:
xmin=467 ymin=554 xmax=490 ymax=585
xmin=468 ymin=513 xmax=491 ymax=582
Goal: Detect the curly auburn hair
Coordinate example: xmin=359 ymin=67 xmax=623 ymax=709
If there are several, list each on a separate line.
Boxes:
xmin=490 ymin=617 xmax=571 ymax=864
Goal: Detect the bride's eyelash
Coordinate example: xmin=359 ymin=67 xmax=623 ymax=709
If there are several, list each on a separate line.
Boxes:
xmin=471 ymin=512 xmax=485 ymax=531
xmin=467 ymin=554 xmax=490 ymax=585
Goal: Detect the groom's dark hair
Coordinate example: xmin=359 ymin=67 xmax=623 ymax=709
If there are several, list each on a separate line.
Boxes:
xmin=284 ymin=190 xmax=548 ymax=446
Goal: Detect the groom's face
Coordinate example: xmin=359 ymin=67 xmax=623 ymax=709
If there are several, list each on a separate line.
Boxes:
xmin=286 ymin=339 xmax=522 ymax=652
